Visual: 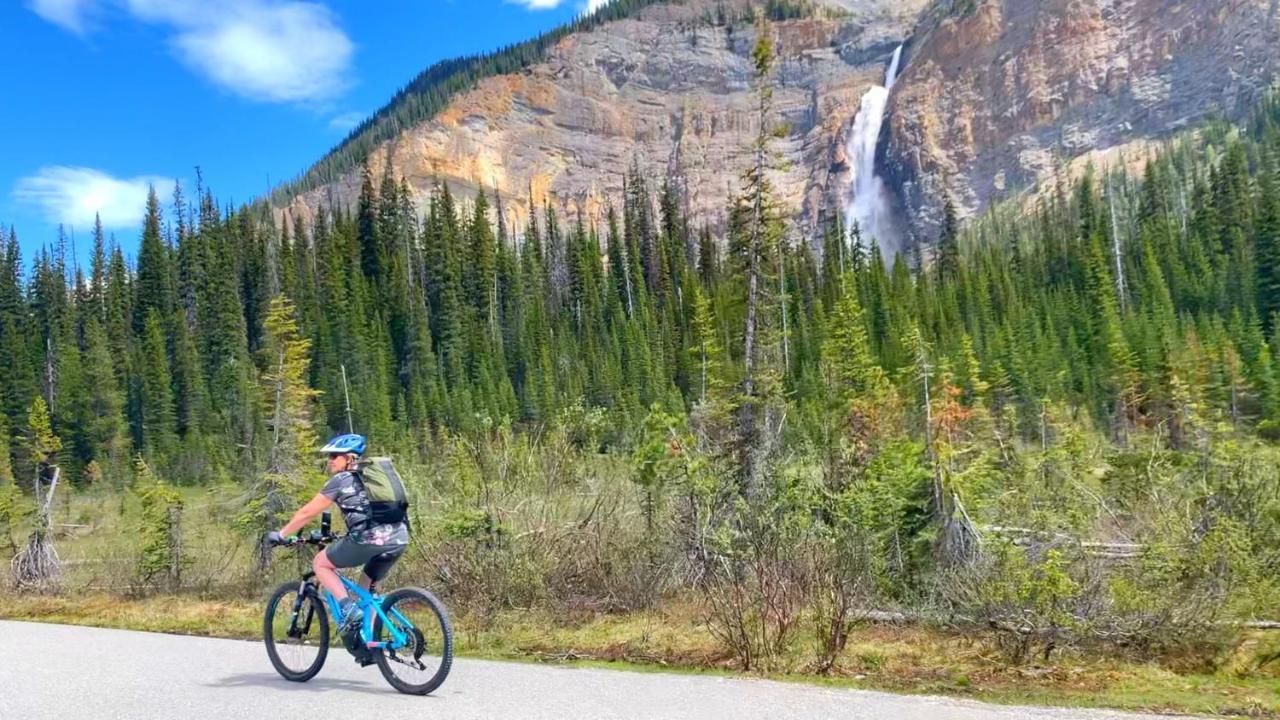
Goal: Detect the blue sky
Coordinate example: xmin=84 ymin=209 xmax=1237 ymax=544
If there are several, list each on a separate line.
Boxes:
xmin=0 ymin=0 xmax=609 ymax=262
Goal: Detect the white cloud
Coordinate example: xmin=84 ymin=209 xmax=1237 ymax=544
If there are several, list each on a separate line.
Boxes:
xmin=25 ymin=0 xmax=99 ymax=35
xmin=328 ymin=111 xmax=366 ymax=132
xmin=170 ymin=4 xmax=353 ymax=103
xmin=506 ymin=0 xmax=612 ymax=15
xmin=506 ymin=0 xmax=565 ymax=9
xmin=29 ymin=0 xmax=354 ymax=104
xmin=13 ymin=166 xmax=173 ymax=229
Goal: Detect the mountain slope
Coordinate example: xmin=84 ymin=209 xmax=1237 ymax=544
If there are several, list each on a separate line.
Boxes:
xmin=275 ymin=0 xmax=1280 ymax=247
xmin=277 ymin=0 xmax=929 ymax=237
xmin=270 ymin=0 xmax=672 ymax=205
xmin=887 ymin=0 xmax=1280 ymax=236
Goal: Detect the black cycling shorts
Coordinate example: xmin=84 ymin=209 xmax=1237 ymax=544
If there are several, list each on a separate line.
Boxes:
xmin=324 ymin=538 xmax=406 ymax=582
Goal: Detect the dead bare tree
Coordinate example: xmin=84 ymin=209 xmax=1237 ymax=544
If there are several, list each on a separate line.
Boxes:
xmin=12 ymin=466 xmax=61 ymax=590
xmin=12 ymin=396 xmax=63 ymax=591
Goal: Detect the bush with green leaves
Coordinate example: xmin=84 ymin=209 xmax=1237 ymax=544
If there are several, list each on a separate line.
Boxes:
xmin=1102 ymin=528 xmax=1244 ymax=668
xmin=0 ymin=483 xmax=30 ymax=558
xmin=412 ymin=427 xmax=669 ymax=622
xmin=133 ymin=457 xmax=186 ymax=592
xmin=962 ymin=542 xmax=1083 ymax=663
xmin=700 ymin=493 xmax=812 ymax=672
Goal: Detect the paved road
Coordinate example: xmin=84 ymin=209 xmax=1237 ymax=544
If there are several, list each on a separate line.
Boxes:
xmin=2 ymin=620 xmax=1177 ymax=719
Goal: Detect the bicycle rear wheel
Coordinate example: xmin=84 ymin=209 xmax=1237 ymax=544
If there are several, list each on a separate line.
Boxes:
xmin=264 ymin=580 xmax=330 ymax=682
xmin=371 ymin=587 xmax=453 ymax=695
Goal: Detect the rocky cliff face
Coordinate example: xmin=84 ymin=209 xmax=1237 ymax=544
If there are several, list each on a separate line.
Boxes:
xmin=279 ymin=0 xmax=1280 ymax=249
xmin=887 ymin=0 xmax=1280 ymax=238
xmin=280 ymin=0 xmax=929 ymax=238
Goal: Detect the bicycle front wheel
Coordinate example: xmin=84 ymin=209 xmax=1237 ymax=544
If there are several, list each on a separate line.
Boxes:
xmin=264 ymin=580 xmax=329 ymax=682
xmin=371 ymin=587 xmax=453 ymax=695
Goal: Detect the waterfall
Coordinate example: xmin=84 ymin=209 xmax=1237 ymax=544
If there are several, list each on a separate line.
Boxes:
xmin=844 ymin=45 xmax=904 ymax=256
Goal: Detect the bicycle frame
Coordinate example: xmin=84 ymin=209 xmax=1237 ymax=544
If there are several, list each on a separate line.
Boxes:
xmin=294 ymin=571 xmax=415 ymax=651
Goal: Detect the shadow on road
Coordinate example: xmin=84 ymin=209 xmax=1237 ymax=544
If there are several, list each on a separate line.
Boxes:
xmin=211 ymin=672 xmax=402 ymax=697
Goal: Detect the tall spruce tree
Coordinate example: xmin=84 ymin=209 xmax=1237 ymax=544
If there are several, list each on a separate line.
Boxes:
xmin=134 ymin=187 xmax=175 ymax=333
xmin=137 ymin=310 xmax=177 ymax=456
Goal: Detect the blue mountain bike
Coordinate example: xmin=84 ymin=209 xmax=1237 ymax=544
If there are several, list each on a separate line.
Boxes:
xmin=263 ymin=515 xmax=453 ymax=695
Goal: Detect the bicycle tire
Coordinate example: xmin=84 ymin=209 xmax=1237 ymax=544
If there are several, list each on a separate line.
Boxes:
xmin=264 ymin=580 xmax=330 ymax=682
xmin=372 ymin=587 xmax=453 ymax=695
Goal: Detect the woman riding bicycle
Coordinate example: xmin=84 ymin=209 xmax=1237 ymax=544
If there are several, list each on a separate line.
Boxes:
xmin=267 ymin=434 xmax=409 ymax=632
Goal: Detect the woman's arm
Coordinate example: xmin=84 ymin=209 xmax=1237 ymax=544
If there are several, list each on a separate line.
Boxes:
xmin=278 ymin=493 xmax=334 ymax=537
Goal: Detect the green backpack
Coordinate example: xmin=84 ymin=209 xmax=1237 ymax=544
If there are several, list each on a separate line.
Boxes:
xmin=356 ymin=457 xmax=410 ymax=526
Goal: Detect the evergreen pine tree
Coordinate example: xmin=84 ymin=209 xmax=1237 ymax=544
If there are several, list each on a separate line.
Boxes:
xmin=1257 ymin=149 xmax=1280 ymax=330
xmin=0 ymin=413 xmax=13 ymax=486
xmin=89 ymin=214 xmax=108 ymax=322
xmin=104 ymin=239 xmax=132 ymax=380
xmin=935 ymin=197 xmax=961 ymax=282
xmin=138 ymin=310 xmax=177 ymax=456
xmin=134 ymin=187 xmax=175 ymax=332
xmin=0 ymin=229 xmax=34 ymax=423
xmin=79 ymin=316 xmax=128 ymax=472
xmin=250 ymin=295 xmax=322 ymax=569
xmin=171 ymin=309 xmax=207 ymax=440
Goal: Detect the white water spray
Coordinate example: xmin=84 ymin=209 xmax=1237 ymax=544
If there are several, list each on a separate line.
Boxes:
xmin=844 ymin=45 xmax=904 ymax=256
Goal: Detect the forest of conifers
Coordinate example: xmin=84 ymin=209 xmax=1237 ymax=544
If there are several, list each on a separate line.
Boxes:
xmin=2 ymin=41 xmax=1280 ymax=669
xmin=3 ymin=94 xmax=1279 ymax=484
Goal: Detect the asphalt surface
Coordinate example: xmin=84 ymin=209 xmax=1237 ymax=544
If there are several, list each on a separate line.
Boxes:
xmin=2 ymin=620 xmax=1180 ymax=719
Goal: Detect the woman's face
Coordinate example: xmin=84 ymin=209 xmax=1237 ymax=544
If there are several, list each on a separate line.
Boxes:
xmin=326 ymin=452 xmax=350 ymax=474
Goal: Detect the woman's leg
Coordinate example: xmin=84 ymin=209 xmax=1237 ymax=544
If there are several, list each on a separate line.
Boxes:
xmin=312 ymin=549 xmax=349 ymax=601
xmin=360 ymin=546 xmax=405 ymax=592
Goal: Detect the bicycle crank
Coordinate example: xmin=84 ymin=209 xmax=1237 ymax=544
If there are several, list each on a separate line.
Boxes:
xmin=384 ymin=626 xmax=427 ymax=670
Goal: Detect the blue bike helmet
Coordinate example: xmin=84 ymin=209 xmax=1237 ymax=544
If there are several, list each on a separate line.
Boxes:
xmin=319 ymin=433 xmax=366 ymax=456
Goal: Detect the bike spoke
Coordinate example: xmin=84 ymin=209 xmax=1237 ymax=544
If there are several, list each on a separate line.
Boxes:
xmin=269 ymin=589 xmax=324 ymax=674
xmin=375 ymin=594 xmax=446 ymax=688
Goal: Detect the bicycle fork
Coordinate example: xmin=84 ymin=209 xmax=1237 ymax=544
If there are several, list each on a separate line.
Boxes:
xmin=287 ymin=573 xmax=318 ymax=639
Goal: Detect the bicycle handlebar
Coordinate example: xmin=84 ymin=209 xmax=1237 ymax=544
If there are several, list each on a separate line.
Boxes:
xmin=271 ymin=530 xmax=338 ymax=548
xmin=268 ymin=511 xmax=338 ymax=548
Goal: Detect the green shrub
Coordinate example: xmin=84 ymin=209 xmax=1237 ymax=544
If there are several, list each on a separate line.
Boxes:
xmin=969 ymin=542 xmax=1082 ymax=663
xmin=0 ymin=483 xmax=31 ymax=557
xmin=134 ymin=458 xmax=186 ymax=592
